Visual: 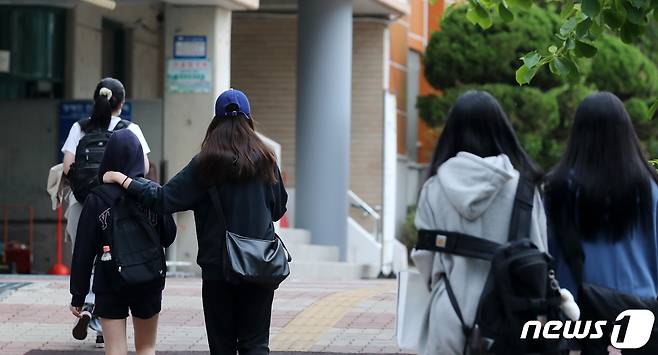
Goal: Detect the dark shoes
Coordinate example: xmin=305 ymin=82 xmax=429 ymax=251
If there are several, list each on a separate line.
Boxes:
xmin=95 ymin=334 xmax=104 ymax=348
xmin=72 ymin=308 xmax=92 ymax=340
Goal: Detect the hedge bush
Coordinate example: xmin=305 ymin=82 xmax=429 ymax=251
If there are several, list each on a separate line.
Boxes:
xmin=587 ymin=36 xmax=658 ymax=100
xmin=420 ymin=5 xmax=658 ymax=167
xmin=424 ymin=6 xmax=562 ymax=90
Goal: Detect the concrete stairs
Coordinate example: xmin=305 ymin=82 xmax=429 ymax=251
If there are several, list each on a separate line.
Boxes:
xmin=278 ymin=227 xmax=371 ymax=280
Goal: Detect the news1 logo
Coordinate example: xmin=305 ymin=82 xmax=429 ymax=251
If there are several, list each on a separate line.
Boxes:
xmin=520 ymin=310 xmax=655 ymax=349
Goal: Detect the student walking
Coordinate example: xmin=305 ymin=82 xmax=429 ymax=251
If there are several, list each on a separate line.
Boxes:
xmin=411 ymin=91 xmax=549 ymax=355
xmin=545 ymin=92 xmax=658 ymax=354
xmin=62 ymin=78 xmax=151 ymax=347
xmin=70 ymin=129 xmax=176 ymax=355
xmin=102 ymin=89 xmax=288 ymax=355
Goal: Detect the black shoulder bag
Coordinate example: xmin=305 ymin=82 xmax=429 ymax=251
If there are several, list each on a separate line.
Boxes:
xmin=416 ymin=175 xmax=567 ymax=355
xmin=558 ymin=227 xmax=658 ymax=354
xmin=209 ymin=186 xmax=292 ymax=289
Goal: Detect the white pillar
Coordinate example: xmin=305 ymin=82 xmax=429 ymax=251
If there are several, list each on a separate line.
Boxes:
xmin=295 ymin=0 xmax=353 ymax=260
xmin=163 ymin=5 xmax=231 ymax=273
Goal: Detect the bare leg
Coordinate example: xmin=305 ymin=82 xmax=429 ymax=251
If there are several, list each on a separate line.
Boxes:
xmin=133 ymin=314 xmax=159 ymax=355
xmin=100 ymin=318 xmax=127 ymax=355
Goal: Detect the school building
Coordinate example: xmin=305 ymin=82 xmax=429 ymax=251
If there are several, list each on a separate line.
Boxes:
xmin=0 ymin=0 xmax=443 ymax=279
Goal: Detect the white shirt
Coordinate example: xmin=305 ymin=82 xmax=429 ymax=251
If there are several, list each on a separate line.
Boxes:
xmin=61 ymin=116 xmax=151 ymax=155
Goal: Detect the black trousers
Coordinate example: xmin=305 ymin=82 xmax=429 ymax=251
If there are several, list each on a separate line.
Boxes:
xmin=202 ymin=279 xmax=275 ymax=355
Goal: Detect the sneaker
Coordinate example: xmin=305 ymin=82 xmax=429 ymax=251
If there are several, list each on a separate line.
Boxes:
xmin=95 ymin=334 xmax=104 ymax=348
xmin=72 ymin=310 xmax=91 ymax=340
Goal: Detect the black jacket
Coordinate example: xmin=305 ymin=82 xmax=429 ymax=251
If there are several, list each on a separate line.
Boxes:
xmin=70 ymin=130 xmax=177 ymax=307
xmin=70 ymin=185 xmax=177 ymax=307
xmin=126 ymin=156 xmax=288 ymax=280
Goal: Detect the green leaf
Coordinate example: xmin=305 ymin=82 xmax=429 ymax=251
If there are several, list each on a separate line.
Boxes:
xmin=549 ymin=58 xmax=560 ymax=74
xmin=508 ymin=0 xmax=533 ymax=10
xmin=560 ymin=17 xmax=578 ymax=36
xmin=553 ymin=58 xmax=571 ymax=77
xmin=576 ymin=18 xmax=592 ymax=37
xmin=631 ymin=0 xmax=649 ymax=8
xmin=625 ymin=2 xmax=647 ymax=25
xmin=620 ymin=21 xmax=647 ymax=42
xmin=522 ymin=52 xmax=542 ymax=68
xmin=650 ymin=98 xmax=658 ymax=120
xmin=603 ymin=9 xmax=625 ymax=28
xmin=561 ymin=0 xmax=575 ymax=18
xmin=549 ymin=45 xmax=559 ymax=53
xmin=515 ymin=64 xmax=539 ymax=85
xmin=590 ymin=19 xmax=603 ymax=37
xmin=574 ymin=40 xmax=598 ymax=57
xmin=582 ymin=0 xmax=602 ymax=17
xmin=466 ymin=2 xmax=493 ymax=29
xmin=566 ymin=38 xmax=576 ymax=49
xmin=655 ymin=9 xmax=658 ymax=22
xmin=499 ymin=3 xmax=514 ymax=21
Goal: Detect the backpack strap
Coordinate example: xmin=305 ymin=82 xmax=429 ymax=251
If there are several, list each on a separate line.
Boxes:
xmin=507 ymin=173 xmax=536 ymax=242
xmin=442 ymin=274 xmax=473 ymax=349
xmin=416 ymin=229 xmax=500 ymax=261
xmin=113 ymin=119 xmax=131 ymax=131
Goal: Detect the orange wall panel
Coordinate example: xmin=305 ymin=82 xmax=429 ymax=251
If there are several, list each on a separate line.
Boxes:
xmin=389 ymin=21 xmax=408 ymax=67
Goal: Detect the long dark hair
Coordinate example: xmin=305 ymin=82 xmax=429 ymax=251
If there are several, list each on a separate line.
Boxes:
xmin=545 ymin=92 xmax=658 ymax=242
xmin=81 ymin=78 xmax=125 ymax=133
xmin=198 ymin=108 xmax=277 ymax=185
xmin=427 ymin=90 xmax=543 ymax=181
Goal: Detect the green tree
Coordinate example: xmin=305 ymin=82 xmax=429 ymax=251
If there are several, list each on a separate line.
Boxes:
xmin=420 ymin=5 xmax=658 ymax=166
xmin=424 ymin=6 xmax=562 ymax=90
xmin=433 ymin=0 xmax=658 ymax=115
xmin=588 ymin=36 xmax=658 ymax=100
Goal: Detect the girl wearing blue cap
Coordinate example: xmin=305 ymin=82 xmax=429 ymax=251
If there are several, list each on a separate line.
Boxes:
xmin=103 ymin=89 xmax=288 ymax=355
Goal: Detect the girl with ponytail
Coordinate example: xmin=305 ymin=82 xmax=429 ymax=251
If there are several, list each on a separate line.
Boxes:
xmin=61 ymin=78 xmax=152 ymax=348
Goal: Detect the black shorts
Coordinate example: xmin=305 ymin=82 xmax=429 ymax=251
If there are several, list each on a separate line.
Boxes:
xmin=94 ymin=291 xmax=162 ymax=320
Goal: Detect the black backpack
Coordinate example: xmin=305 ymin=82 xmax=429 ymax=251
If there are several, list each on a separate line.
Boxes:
xmin=94 ymin=188 xmax=166 ymax=286
xmin=68 ymin=118 xmax=130 ymax=202
xmin=416 ymin=175 xmax=568 ymax=355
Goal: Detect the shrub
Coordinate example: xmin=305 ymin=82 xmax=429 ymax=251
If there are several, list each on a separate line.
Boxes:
xmin=586 ymin=36 xmax=658 ymax=100
xmin=625 ymin=98 xmax=651 ymax=124
xmin=547 ymin=84 xmax=594 ymax=137
xmin=424 ymin=6 xmax=562 ymax=90
xmin=399 ymin=206 xmax=418 ymax=263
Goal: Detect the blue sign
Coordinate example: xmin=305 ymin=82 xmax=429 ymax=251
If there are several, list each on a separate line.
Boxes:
xmin=58 ymin=100 xmax=132 ymax=161
xmin=174 ymin=35 xmax=207 ymax=59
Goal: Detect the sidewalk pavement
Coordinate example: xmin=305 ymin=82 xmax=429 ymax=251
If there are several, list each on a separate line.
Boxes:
xmin=0 ymin=275 xmax=414 ymax=354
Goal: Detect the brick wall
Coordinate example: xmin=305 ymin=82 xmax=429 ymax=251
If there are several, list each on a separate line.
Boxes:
xmin=231 ymin=15 xmax=385 ymax=207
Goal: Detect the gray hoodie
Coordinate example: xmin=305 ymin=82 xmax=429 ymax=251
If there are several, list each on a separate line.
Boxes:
xmin=411 ymin=152 xmax=548 ymax=355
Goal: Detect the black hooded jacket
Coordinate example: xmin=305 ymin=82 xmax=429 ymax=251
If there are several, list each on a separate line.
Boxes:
xmin=70 ymin=130 xmax=176 ymax=307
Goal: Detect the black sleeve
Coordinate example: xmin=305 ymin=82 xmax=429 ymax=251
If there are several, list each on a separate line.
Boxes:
xmin=159 ymin=213 xmax=177 ymax=248
xmin=126 ymin=157 xmax=206 ymax=214
xmin=70 ymin=196 xmax=102 ymax=307
xmin=271 ymin=166 xmax=288 ymax=222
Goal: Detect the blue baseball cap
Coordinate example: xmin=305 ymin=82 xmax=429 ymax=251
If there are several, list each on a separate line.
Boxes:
xmin=214 ymin=88 xmax=251 ymax=119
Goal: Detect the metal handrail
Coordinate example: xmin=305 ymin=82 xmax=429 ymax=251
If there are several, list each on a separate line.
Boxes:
xmin=348 ymin=190 xmax=381 ymax=220
xmin=347 ymin=190 xmax=386 ymax=276
xmin=347 ymin=190 xmax=382 ymax=242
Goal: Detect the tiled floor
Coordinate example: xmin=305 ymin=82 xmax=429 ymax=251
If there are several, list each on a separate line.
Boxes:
xmin=0 ymin=275 xmax=414 ymax=354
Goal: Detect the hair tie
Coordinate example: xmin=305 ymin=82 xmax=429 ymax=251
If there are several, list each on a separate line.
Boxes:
xmin=99 ymin=87 xmax=113 ymax=100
